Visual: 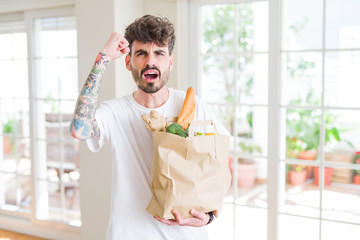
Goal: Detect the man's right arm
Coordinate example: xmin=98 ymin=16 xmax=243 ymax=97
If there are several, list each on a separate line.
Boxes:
xmin=70 ymin=32 xmax=129 ymax=140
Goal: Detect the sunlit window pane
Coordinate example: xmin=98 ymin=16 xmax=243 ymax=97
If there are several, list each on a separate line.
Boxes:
xmin=282 ymin=0 xmax=323 ymax=50
xmin=279 ymin=214 xmax=319 ymax=240
xmin=0 ymin=32 xmax=27 ymax=59
xmin=283 ymin=163 xmax=320 ymax=218
xmin=201 ymin=4 xmax=235 ymax=54
xmin=324 ymin=51 xmax=360 ymax=108
xmin=237 ymin=1 xmax=268 ymax=52
xmin=12 ymin=33 xmax=28 ymax=59
xmin=0 ymin=34 xmax=13 ymax=59
xmin=210 ymin=104 xmax=233 ymax=134
xmin=322 ymin=171 xmax=360 ymax=223
xmin=324 ymin=110 xmax=360 ymax=155
xmin=326 ymin=0 xmax=360 ymax=49
xmin=201 ymin=54 xmax=235 ymax=104
xmin=236 ymin=206 xmax=267 ymax=239
xmin=12 ymin=60 xmax=29 ymax=98
xmin=322 ymin=220 xmax=360 ymax=240
xmin=282 ymin=52 xmax=322 ymax=106
xmin=33 ymin=16 xmax=80 ymax=225
xmin=38 ymin=17 xmax=77 ymax=58
xmin=237 ymin=53 xmax=268 ymax=105
xmin=201 ymin=2 xmax=269 ymax=239
xmin=0 ymin=60 xmax=29 ymax=98
xmin=58 ymin=58 xmax=78 ymax=99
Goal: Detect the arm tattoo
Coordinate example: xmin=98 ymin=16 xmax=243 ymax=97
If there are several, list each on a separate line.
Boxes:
xmin=70 ymin=53 xmax=110 ymax=139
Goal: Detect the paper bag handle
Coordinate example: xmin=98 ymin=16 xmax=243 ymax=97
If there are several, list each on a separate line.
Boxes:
xmin=188 ymin=120 xmax=217 ymax=138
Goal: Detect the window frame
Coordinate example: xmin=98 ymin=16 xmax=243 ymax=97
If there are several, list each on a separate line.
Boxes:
xmin=188 ymin=0 xmax=360 ymax=240
xmin=188 ymin=1 xmax=277 ymax=239
xmin=0 ymin=6 xmax=80 ymax=239
xmin=26 ymin=6 xmax=80 ymax=231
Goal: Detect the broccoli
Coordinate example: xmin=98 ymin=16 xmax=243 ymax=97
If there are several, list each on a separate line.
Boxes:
xmin=166 ymin=123 xmax=188 ymax=137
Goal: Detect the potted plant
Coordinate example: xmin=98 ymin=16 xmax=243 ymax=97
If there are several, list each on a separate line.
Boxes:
xmin=353 ymin=151 xmax=360 ymax=185
xmin=286 ymin=90 xmax=353 ymax=184
xmin=288 ymin=165 xmax=307 ymax=186
xmin=2 ymin=119 xmax=16 ymax=155
xmin=228 ymin=140 xmax=262 ymax=187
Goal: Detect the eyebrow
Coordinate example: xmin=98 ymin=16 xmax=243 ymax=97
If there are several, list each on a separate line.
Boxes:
xmin=134 ymin=49 xmax=147 ymax=55
xmin=155 ymin=49 xmax=166 ymax=54
xmin=134 ymin=48 xmax=168 ymax=55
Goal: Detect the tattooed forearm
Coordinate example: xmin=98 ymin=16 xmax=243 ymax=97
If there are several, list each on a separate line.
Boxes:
xmin=70 ymin=52 xmax=110 ymax=140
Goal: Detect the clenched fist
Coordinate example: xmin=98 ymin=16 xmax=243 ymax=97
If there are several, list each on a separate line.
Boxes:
xmin=101 ymin=32 xmax=130 ymax=60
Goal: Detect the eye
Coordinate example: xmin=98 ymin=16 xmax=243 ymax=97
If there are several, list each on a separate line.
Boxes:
xmin=156 ymin=51 xmax=165 ymax=56
xmin=135 ymin=50 xmax=147 ymax=56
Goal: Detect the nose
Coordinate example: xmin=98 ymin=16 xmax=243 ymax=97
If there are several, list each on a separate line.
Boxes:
xmin=146 ymin=52 xmax=156 ymax=67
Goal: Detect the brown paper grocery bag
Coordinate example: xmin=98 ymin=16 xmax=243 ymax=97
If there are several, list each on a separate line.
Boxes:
xmin=146 ymin=120 xmax=230 ymax=219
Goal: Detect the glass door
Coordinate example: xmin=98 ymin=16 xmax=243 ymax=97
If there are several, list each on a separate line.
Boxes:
xmin=196 ymin=1 xmax=269 ymax=239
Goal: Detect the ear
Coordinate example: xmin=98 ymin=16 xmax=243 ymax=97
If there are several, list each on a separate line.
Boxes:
xmin=169 ymin=54 xmax=174 ymax=71
xmin=125 ymin=54 xmax=131 ymax=71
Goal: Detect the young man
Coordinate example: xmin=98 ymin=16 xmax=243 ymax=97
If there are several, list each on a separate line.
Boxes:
xmin=70 ymin=15 xmax=228 ymax=240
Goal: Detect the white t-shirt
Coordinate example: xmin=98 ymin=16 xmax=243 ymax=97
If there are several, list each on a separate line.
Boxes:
xmin=87 ymin=88 xmax=229 ymax=240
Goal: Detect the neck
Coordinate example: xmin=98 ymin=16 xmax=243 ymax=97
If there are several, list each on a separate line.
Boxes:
xmin=133 ymin=87 xmax=170 ymax=109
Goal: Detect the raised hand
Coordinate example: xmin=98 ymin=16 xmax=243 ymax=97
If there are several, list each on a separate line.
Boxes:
xmin=100 ymin=32 xmax=130 ymax=60
xmin=70 ymin=32 xmax=130 ymax=140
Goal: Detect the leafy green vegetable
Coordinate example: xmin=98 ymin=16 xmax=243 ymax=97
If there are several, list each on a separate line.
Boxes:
xmin=166 ymin=123 xmax=188 ymax=138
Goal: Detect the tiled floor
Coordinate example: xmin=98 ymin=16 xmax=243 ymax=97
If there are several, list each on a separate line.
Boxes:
xmin=0 ymin=229 xmax=47 ymax=240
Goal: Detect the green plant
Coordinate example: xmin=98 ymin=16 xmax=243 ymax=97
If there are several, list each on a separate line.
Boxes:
xmin=354 ymin=151 xmax=360 ymax=175
xmin=45 ymin=94 xmax=59 ymax=113
xmin=293 ymin=165 xmax=306 ymax=172
xmin=238 ymin=141 xmax=262 ymax=154
xmin=2 ymin=119 xmax=16 ymax=134
xmin=238 ymin=140 xmax=262 ymax=164
xmin=286 ymin=90 xmax=353 ymax=157
xmin=202 ymin=4 xmax=254 ymax=134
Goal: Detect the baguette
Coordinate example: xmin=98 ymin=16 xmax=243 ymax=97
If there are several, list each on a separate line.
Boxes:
xmin=177 ymin=87 xmax=196 ymax=129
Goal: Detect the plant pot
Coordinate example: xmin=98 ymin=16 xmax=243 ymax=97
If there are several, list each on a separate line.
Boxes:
xmin=353 ymin=175 xmax=360 ymax=185
xmin=298 ymin=150 xmax=317 ymax=179
xmin=3 ymin=136 xmax=14 ymax=154
xmin=314 ymin=167 xmax=333 ymax=186
xmin=237 ymin=162 xmax=257 ymax=187
xmin=228 ymin=157 xmax=257 ymax=187
xmin=288 ymin=170 xmax=307 ymax=186
xmin=298 ymin=150 xmax=317 ymax=160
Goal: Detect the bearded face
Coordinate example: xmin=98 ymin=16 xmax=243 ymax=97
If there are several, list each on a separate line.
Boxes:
xmin=125 ymin=41 xmax=174 ymax=94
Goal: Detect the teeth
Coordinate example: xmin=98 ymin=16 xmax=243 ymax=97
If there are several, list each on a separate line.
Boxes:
xmin=144 ymin=70 xmax=158 ymax=75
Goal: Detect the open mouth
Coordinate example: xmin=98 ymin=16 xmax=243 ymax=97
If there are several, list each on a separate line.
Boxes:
xmin=143 ymin=70 xmax=159 ymax=81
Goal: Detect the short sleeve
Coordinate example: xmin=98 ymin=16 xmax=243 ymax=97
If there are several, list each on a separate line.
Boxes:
xmin=86 ymin=102 xmax=113 ymax=152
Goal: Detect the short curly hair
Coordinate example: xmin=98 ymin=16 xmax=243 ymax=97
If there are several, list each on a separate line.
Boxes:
xmin=124 ymin=15 xmax=176 ymax=55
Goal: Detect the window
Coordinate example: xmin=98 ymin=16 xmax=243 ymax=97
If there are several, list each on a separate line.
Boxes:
xmin=280 ymin=0 xmax=360 ymax=239
xmin=190 ymin=0 xmax=360 ymax=239
xmin=0 ymin=19 xmax=30 ymax=214
xmin=0 ymin=9 xmax=80 ymax=229
xmin=32 ymin=16 xmax=80 ymax=226
xmin=191 ymin=1 xmax=269 ymax=239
